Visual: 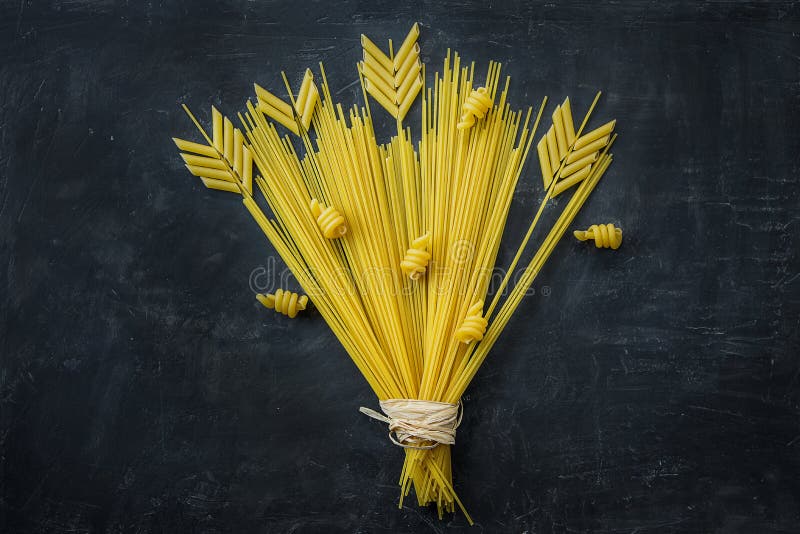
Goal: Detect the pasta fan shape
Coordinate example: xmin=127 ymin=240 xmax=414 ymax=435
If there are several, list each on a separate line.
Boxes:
xmin=173 ymin=105 xmax=254 ymax=195
xmin=360 ymin=23 xmax=423 ymax=120
xmin=254 ymin=68 xmax=320 ymax=135
xmin=536 ymin=96 xmax=616 ymax=197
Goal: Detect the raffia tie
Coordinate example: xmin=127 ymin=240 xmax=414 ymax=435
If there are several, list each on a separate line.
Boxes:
xmin=359 ymin=399 xmax=463 ymax=450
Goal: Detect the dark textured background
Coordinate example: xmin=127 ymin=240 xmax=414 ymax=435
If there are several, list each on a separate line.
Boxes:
xmin=2 ymin=1 xmax=799 ymax=532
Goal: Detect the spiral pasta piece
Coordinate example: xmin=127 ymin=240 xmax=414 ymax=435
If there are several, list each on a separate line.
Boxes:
xmin=574 ymin=223 xmax=623 ymax=250
xmin=257 ymin=289 xmax=309 ymax=318
xmin=455 ymin=300 xmax=488 ymax=344
xmin=400 ymin=233 xmax=431 ymax=280
xmin=310 ymin=198 xmax=347 ymax=239
xmin=457 ymin=87 xmax=493 ymax=130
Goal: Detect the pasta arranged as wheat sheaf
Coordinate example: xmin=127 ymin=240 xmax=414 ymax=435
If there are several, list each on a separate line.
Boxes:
xmin=257 ymin=289 xmax=309 ymax=318
xmin=574 ymin=223 xmax=623 ymax=249
xmin=172 ymin=27 xmax=621 ymax=524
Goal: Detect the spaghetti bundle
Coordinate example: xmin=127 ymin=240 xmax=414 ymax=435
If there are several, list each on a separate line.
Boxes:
xmin=171 ymin=25 xmax=618 ymax=522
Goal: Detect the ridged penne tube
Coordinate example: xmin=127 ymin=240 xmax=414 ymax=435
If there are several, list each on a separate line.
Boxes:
xmin=361 ymin=34 xmax=393 ymax=72
xmin=365 ymin=78 xmax=399 ymax=116
xmin=455 ymin=301 xmax=488 ymax=344
xmin=185 ymin=165 xmax=234 ymax=182
xmin=254 ymin=83 xmax=294 ymax=118
xmin=296 ymin=70 xmax=313 ymax=109
xmin=173 ymin=138 xmax=217 ymax=158
xmin=393 ymin=22 xmax=420 ymax=70
xmin=212 ymin=107 xmax=223 ymax=153
xmin=552 ymin=164 xmax=593 ymax=197
xmin=566 ymin=135 xmax=609 ymax=164
xmin=363 ymin=51 xmax=395 ymax=88
xmin=400 ymin=233 xmax=431 ymax=279
xmin=574 ymin=120 xmax=616 ymax=150
xmin=310 ymin=198 xmax=347 ymax=239
xmin=223 ymin=117 xmax=233 ymax=163
xmin=361 ymin=61 xmax=396 ymax=103
xmin=300 ymin=82 xmax=319 ymax=130
xmin=561 ymin=97 xmax=576 ymax=146
xmin=394 ymin=43 xmax=420 ymax=86
xmin=396 ymin=61 xmax=422 ymax=104
xmin=574 ymin=223 xmax=623 ymax=249
xmin=560 ymin=151 xmax=598 ymax=178
xmin=201 ymin=177 xmax=239 ymax=193
xmin=180 ymin=153 xmax=227 ymax=170
xmin=258 ymin=102 xmax=298 ymax=134
xmin=546 ymin=126 xmax=560 ymax=171
xmin=552 ymin=105 xmax=568 ymax=158
xmin=398 ymin=76 xmax=422 ymax=119
xmin=242 ymin=145 xmax=253 ymax=195
xmin=537 ymin=137 xmax=553 ymax=188
xmin=257 ymin=289 xmax=309 ymax=318
xmin=233 ymin=129 xmax=243 ymax=175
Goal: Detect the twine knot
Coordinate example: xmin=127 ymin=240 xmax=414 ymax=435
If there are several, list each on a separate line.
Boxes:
xmin=359 ymin=399 xmax=462 ymax=449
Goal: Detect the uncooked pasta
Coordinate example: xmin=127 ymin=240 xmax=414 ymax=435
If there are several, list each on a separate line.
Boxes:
xmin=574 ymin=223 xmax=623 ymax=249
xmin=170 ymin=23 xmax=620 ymax=523
xmin=257 ymin=289 xmax=309 ymax=318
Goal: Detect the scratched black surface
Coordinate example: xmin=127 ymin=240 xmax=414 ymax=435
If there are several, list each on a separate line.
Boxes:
xmin=1 ymin=1 xmax=799 ymax=533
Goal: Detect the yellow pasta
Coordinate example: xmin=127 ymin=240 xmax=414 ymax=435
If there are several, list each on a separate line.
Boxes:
xmin=536 ymin=137 xmax=553 ymax=188
xmin=454 ymin=301 xmax=488 ymax=344
xmin=561 ymin=97 xmax=576 ymax=146
xmin=393 ymin=22 xmax=420 ymax=71
xmin=173 ymin=37 xmax=621 ymax=524
xmin=574 ymin=119 xmax=616 ymax=150
xmin=561 ymin=151 xmax=598 ymax=178
xmin=253 ymin=69 xmax=319 ymax=134
xmin=536 ymin=97 xmax=615 ymax=196
xmin=574 ymin=223 xmax=623 ymax=249
xmin=552 ymin=104 xmax=568 ymax=158
xmin=310 ymin=198 xmax=347 ymax=239
xmin=456 ymin=87 xmax=493 ymax=130
xmin=360 ymin=23 xmax=423 ymax=120
xmin=257 ymin=289 xmax=309 ymax=318
xmin=400 ymin=233 xmax=432 ymax=280
xmin=552 ymin=163 xmax=593 ymax=197
xmin=173 ymin=105 xmax=253 ymax=195
xmin=566 ymin=135 xmax=608 ymax=164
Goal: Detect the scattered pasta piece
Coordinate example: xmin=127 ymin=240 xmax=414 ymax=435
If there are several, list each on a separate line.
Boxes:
xmin=310 ymin=198 xmax=347 ymax=239
xmin=360 ymin=23 xmax=422 ymax=120
xmin=257 ymin=289 xmax=309 ymax=318
xmin=455 ymin=300 xmax=488 ymax=344
xmin=574 ymin=223 xmax=623 ymax=249
xmin=254 ymin=69 xmax=319 ymax=134
xmin=457 ymin=87 xmax=493 ymax=130
xmin=400 ymin=233 xmax=431 ymax=279
xmin=173 ymin=105 xmax=254 ymax=195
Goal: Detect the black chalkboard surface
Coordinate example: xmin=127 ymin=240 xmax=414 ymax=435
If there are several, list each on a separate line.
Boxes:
xmin=1 ymin=1 xmax=799 ymax=532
